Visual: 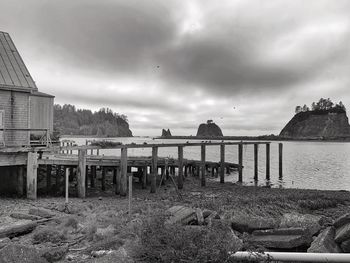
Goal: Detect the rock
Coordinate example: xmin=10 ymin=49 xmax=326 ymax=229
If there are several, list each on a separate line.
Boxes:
xmin=10 ymin=213 xmax=42 ymax=221
xmin=196 ymin=208 xmax=204 ymax=225
xmin=231 ymin=230 xmax=244 ymax=251
xmin=41 ymin=246 xmax=68 ymax=262
xmin=28 ymin=208 xmax=54 ymax=219
xmin=0 ymin=238 xmax=10 ymax=249
xmin=280 ymin=109 xmax=350 ymax=139
xmin=166 ymin=206 xmax=196 ymax=225
xmin=334 ymin=213 xmax=350 ymax=228
xmin=202 ymin=210 xmax=213 ymax=219
xmin=196 ymin=120 xmax=223 ymax=137
xmin=91 ymin=250 xmax=114 ymax=258
xmin=0 ymin=244 xmax=48 ymax=263
xmin=307 ymin=227 xmax=342 ymax=253
xmin=161 ymin=129 xmax=172 ymax=137
xmin=280 ymin=213 xmax=322 ymax=236
xmin=340 ymin=239 xmax=350 ymax=252
xmin=334 ymin=223 xmax=350 ymax=243
xmin=0 ymin=221 xmax=37 ymax=238
xmin=231 ymin=216 xmax=278 ymax=233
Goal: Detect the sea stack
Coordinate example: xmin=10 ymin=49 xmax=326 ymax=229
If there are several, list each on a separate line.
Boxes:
xmin=280 ymin=100 xmax=350 ymax=139
xmin=161 ymin=128 xmax=172 ymax=137
xmin=196 ymin=120 xmax=223 ymax=137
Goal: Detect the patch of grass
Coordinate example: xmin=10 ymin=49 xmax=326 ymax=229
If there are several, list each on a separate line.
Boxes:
xmin=33 ymin=227 xmax=66 ymax=244
xmin=298 ymin=198 xmax=340 ymax=210
xmin=132 ymin=213 xmax=240 ymax=263
xmin=64 ymin=217 xmax=79 ymax=229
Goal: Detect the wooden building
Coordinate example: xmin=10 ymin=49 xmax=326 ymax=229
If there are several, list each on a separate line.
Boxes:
xmin=0 ymin=31 xmax=54 ymax=147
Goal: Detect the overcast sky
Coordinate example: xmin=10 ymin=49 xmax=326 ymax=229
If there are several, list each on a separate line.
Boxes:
xmin=1 ymin=0 xmax=350 ymax=136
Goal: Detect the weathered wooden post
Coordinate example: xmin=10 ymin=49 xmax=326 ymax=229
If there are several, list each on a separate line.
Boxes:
xmin=17 ymin=166 xmax=25 ymax=197
xmin=254 ymin=143 xmax=258 ymax=181
xmin=220 ymin=144 xmax=225 ymax=183
xmin=279 ymin=143 xmax=283 ymax=178
xmin=77 ymin=149 xmax=87 ymax=198
xmin=238 ymin=143 xmax=243 ymax=182
xmin=178 ymin=146 xmax=184 ymax=189
xmin=120 ymin=147 xmax=128 ymax=196
xmin=46 ymin=165 xmax=52 ymax=194
xmin=27 ymin=152 xmax=38 ymax=200
xmin=201 ymin=144 xmax=206 ymax=186
xmin=90 ymin=166 xmax=96 ymax=187
xmin=129 ymin=171 xmax=133 ymax=218
xmin=142 ymin=166 xmax=147 ymax=189
xmin=65 ymin=167 xmax=69 ymax=205
xmin=266 ymin=143 xmax=270 ymax=180
xmin=151 ymin=146 xmax=158 ymax=193
xmin=115 ymin=167 xmax=121 ymax=195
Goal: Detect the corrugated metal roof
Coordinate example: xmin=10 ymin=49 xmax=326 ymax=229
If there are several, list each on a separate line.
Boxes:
xmin=0 ymin=31 xmax=37 ymax=90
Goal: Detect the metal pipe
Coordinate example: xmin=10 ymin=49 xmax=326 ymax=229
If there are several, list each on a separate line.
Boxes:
xmin=232 ymin=251 xmax=350 ymax=262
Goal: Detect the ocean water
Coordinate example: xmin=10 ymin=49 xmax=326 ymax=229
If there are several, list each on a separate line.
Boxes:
xmin=62 ymin=136 xmax=350 ymax=191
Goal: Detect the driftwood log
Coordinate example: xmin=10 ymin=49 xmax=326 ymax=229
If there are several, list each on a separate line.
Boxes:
xmin=0 ymin=221 xmax=37 ymax=238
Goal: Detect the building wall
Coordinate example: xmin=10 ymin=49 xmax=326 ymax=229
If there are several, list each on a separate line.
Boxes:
xmin=30 ymin=95 xmax=54 ymax=135
xmin=0 ymin=89 xmax=30 ymax=146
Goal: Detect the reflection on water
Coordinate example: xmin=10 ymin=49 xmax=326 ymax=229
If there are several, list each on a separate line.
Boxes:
xmin=62 ymin=136 xmax=350 ymax=191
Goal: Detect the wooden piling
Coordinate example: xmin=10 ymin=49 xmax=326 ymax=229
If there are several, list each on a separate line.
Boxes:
xmin=254 ymin=143 xmax=258 ymax=181
xmin=266 ymin=143 xmax=270 ymax=180
xmin=77 ymin=149 xmax=86 ymax=198
xmin=142 ymin=166 xmax=147 ymax=189
xmin=17 ymin=166 xmax=25 ymax=197
xmin=26 ymin=152 xmax=38 ymax=200
xmin=91 ymin=166 xmax=96 ymax=187
xmin=238 ymin=143 xmax=243 ymax=182
xmin=151 ymin=146 xmax=158 ymax=193
xmin=128 ymin=172 xmax=132 ymax=218
xmin=220 ymin=144 xmax=225 ymax=183
xmin=120 ymin=147 xmax=128 ymax=196
xmin=65 ymin=167 xmax=69 ymax=204
xmin=279 ymin=143 xmax=283 ymax=178
xmin=201 ymin=144 xmax=206 ymax=186
xmin=178 ymin=146 xmax=184 ymax=189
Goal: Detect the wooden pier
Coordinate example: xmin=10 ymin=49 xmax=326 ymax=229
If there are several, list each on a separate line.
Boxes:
xmin=0 ymin=141 xmax=282 ymax=200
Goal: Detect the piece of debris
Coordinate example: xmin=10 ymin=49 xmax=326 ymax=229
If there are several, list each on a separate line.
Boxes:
xmin=0 ymin=221 xmax=37 ymax=238
xmin=166 ymin=206 xmax=196 ymax=225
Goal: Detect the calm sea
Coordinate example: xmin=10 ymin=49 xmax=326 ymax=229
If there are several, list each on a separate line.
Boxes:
xmin=62 ymin=136 xmax=350 ymax=191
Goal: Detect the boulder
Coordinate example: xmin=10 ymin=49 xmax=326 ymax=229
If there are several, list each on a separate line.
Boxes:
xmin=0 ymin=244 xmax=48 ymax=263
xmin=29 ymin=208 xmax=54 ymax=219
xmin=307 ymin=227 xmax=342 ymax=253
xmin=334 ymin=223 xmax=350 ymax=243
xmin=280 ymin=213 xmax=322 ymax=236
xmin=231 ymin=216 xmax=278 ymax=233
xmin=40 ymin=246 xmax=68 ymax=262
xmin=166 ymin=206 xmax=196 ymax=225
xmin=334 ymin=213 xmax=350 ymax=228
xmin=0 ymin=221 xmax=37 ymax=238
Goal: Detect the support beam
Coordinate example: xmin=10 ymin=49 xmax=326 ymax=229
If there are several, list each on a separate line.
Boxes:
xmin=279 ymin=143 xmax=283 ymax=179
xmin=254 ymin=143 xmax=258 ymax=181
xmin=238 ymin=143 xmax=243 ymax=182
xmin=77 ymin=149 xmax=86 ymax=198
xmin=120 ymin=147 xmax=128 ymax=196
xmin=220 ymin=144 xmax=225 ymax=183
xmin=266 ymin=143 xmax=270 ymax=180
xmin=150 ymin=146 xmax=158 ymax=193
xmin=201 ymin=144 xmax=206 ymax=186
xmin=178 ymin=146 xmax=184 ymax=189
xmin=26 ymin=152 xmax=38 ymax=200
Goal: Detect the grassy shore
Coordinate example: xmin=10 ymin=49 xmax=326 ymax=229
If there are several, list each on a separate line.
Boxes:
xmin=1 ymin=178 xmax=350 ymax=262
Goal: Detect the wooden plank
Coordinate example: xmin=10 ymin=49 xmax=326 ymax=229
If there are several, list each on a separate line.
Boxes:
xmin=150 ymin=146 xmax=158 ymax=193
xmin=254 ymin=143 xmax=258 ymax=181
xmin=220 ymin=144 xmax=225 ymax=183
xmin=120 ymin=147 xmax=128 ymax=196
xmin=178 ymin=146 xmax=184 ymax=189
xmin=26 ymin=152 xmax=38 ymax=200
xmin=77 ymin=149 xmax=86 ymax=198
xmin=238 ymin=143 xmax=243 ymax=182
xmin=266 ymin=143 xmax=270 ymax=180
xmin=201 ymin=144 xmax=206 ymax=186
xmin=279 ymin=143 xmax=283 ymax=178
